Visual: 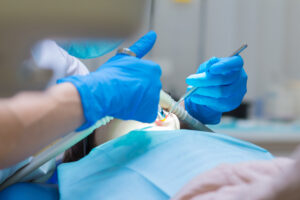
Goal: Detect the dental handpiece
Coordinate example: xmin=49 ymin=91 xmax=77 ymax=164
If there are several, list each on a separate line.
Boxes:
xmin=169 ymin=44 xmax=248 ymax=114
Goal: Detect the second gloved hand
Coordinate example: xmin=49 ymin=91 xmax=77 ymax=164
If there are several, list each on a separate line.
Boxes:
xmin=185 ymin=56 xmax=247 ymax=124
xmin=58 ymin=31 xmax=162 ymax=130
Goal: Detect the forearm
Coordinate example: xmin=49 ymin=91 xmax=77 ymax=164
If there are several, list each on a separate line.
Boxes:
xmin=0 ymin=83 xmax=84 ymax=168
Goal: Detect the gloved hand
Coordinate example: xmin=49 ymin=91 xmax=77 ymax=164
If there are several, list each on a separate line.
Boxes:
xmin=185 ymin=56 xmax=247 ymax=124
xmin=58 ymin=31 xmax=162 ymax=130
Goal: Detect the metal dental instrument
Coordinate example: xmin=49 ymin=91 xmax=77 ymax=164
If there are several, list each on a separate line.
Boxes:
xmin=229 ymin=44 xmax=248 ymax=57
xmin=169 ymin=44 xmax=248 ymax=114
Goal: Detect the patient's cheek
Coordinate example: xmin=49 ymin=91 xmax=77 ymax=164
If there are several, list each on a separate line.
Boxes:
xmin=154 ymin=113 xmax=180 ymax=130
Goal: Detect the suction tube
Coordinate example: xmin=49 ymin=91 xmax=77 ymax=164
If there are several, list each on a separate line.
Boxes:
xmin=159 ymin=91 xmax=213 ymax=133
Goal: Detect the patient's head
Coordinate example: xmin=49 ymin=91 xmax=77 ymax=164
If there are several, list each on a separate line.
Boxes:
xmin=63 ymin=113 xmax=180 ymax=163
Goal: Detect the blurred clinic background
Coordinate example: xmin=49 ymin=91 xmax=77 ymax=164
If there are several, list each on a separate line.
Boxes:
xmin=83 ymin=0 xmax=300 ymax=157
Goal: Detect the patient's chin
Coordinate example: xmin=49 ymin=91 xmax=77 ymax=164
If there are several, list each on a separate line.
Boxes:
xmin=94 ymin=113 xmax=180 ymax=146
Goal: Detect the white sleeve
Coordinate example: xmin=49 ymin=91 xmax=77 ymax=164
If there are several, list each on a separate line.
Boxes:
xmin=31 ymin=40 xmax=90 ymax=87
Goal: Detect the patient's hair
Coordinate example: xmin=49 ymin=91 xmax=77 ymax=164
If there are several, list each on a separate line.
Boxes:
xmin=62 ymin=131 xmax=96 ymax=163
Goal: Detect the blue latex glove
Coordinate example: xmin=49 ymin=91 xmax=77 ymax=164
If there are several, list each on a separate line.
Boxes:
xmin=185 ymin=56 xmax=247 ymax=124
xmin=58 ymin=31 xmax=162 ymax=130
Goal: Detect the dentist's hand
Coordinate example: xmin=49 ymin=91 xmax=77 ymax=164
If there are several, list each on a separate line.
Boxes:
xmin=58 ymin=31 xmax=162 ymax=130
xmin=185 ymin=56 xmax=247 ymax=124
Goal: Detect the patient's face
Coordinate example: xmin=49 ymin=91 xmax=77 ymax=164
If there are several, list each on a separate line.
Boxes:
xmin=94 ymin=113 xmax=180 ymax=146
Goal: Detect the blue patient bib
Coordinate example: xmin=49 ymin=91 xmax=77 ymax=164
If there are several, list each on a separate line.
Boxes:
xmin=58 ymin=130 xmax=273 ymax=200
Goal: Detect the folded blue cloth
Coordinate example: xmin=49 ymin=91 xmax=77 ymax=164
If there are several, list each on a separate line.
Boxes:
xmin=58 ymin=130 xmax=273 ymax=200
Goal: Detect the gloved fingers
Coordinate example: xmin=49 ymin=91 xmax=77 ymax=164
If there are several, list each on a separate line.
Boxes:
xmin=190 ymin=91 xmax=246 ymax=112
xmin=192 ymin=70 xmax=246 ymax=98
xmin=186 ymin=69 xmax=241 ymax=87
xmin=192 ymin=81 xmax=240 ymax=99
xmin=197 ymin=57 xmax=220 ymax=73
xmin=208 ymin=56 xmax=244 ymax=75
xmin=102 ymin=55 xmax=162 ymax=77
xmin=129 ymin=31 xmax=157 ymax=59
